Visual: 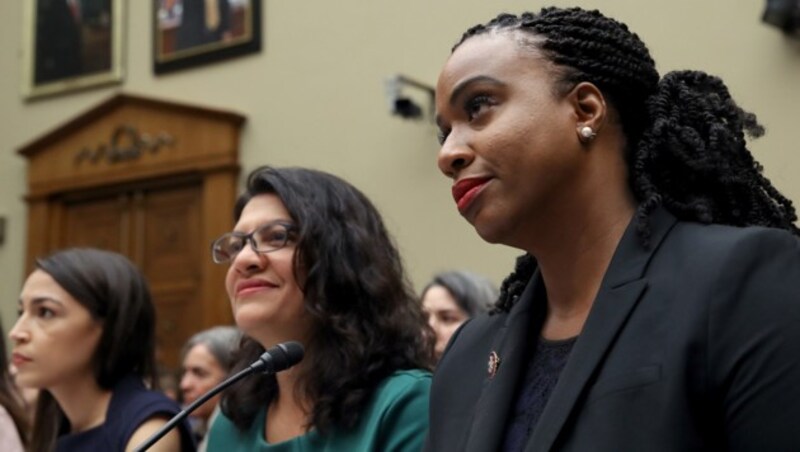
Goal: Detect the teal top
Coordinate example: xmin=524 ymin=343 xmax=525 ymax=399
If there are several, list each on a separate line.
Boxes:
xmin=207 ymin=369 xmax=431 ymax=452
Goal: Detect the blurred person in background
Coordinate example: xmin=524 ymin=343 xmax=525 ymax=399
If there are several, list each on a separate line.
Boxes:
xmin=420 ymin=271 xmax=497 ymax=363
xmin=180 ymin=325 xmax=241 ymax=450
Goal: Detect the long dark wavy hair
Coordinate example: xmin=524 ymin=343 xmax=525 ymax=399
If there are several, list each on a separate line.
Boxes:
xmin=0 ymin=319 xmax=29 ymax=448
xmin=452 ymin=7 xmax=799 ymax=312
xmin=27 ymin=248 xmax=158 ymax=452
xmin=220 ymin=166 xmax=434 ymax=433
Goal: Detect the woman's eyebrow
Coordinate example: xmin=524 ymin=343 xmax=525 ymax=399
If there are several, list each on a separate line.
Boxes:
xmin=448 ymin=75 xmax=505 ymax=107
xmin=18 ymin=296 xmax=63 ymax=308
xmin=436 ymin=75 xmax=506 ymax=127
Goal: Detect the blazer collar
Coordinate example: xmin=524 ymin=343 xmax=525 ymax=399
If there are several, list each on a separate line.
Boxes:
xmin=463 ymin=267 xmax=545 ymax=452
xmin=526 ymin=207 xmax=678 ymax=451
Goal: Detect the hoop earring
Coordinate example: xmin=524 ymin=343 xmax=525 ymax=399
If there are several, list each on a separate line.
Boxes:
xmin=578 ymin=125 xmax=596 ymax=142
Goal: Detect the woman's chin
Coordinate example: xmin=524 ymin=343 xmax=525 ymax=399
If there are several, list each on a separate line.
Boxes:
xmin=473 ymin=222 xmax=506 ymax=245
xmin=234 ymin=311 xmax=272 ymax=338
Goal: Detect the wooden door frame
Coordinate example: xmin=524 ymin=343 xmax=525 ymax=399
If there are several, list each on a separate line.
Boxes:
xmin=18 ymin=93 xmax=245 ymax=333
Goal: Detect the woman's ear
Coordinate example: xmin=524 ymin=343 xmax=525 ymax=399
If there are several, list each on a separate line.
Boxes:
xmin=568 ymin=82 xmax=606 ymax=143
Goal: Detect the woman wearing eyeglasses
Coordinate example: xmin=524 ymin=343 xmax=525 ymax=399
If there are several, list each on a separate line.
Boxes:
xmin=206 ymin=166 xmax=434 ymax=451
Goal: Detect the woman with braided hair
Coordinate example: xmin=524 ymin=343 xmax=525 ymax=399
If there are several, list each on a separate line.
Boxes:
xmin=425 ymin=6 xmax=800 ymax=452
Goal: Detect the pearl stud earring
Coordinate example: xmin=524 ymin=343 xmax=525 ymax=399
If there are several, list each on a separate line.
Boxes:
xmin=579 ymin=126 xmax=596 ymax=140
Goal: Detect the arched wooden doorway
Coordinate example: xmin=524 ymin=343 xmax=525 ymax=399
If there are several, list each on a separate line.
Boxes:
xmin=18 ymin=93 xmax=245 ymax=371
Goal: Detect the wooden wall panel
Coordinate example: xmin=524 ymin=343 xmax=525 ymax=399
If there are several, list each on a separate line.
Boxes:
xmin=62 ymin=194 xmax=130 ymax=254
xmin=19 ymin=94 xmax=244 ymax=370
xmin=141 ymin=184 xmax=202 ymax=285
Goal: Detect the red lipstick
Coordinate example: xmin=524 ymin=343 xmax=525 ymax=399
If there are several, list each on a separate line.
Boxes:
xmin=452 ymin=177 xmax=491 ymax=213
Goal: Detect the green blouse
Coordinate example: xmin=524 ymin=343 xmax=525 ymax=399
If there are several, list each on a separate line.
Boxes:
xmin=207 ymin=369 xmax=431 ymax=452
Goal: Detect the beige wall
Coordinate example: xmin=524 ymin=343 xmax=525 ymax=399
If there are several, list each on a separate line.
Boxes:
xmin=1 ymin=1 xmax=799 ymax=334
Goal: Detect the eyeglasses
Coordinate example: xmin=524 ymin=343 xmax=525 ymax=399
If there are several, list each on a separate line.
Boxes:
xmin=211 ymin=221 xmax=297 ymax=264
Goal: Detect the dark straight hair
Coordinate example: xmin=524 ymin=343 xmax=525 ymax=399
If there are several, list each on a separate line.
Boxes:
xmin=28 ymin=248 xmax=158 ymax=452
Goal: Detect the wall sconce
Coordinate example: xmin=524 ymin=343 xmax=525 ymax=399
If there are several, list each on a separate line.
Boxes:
xmin=385 ymin=74 xmax=435 ymax=121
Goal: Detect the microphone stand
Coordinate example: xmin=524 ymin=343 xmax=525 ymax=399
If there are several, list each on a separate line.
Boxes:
xmin=133 ymin=341 xmax=304 ymax=452
xmin=133 ymin=366 xmax=255 ymax=452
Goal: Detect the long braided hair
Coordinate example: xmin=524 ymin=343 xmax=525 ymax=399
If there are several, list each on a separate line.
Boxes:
xmin=452 ymin=7 xmax=799 ymax=312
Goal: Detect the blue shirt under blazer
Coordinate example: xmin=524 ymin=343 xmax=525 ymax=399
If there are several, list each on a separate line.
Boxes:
xmin=424 ymin=208 xmax=800 ymax=452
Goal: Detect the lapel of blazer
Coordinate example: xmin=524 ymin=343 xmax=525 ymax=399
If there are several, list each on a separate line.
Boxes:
xmin=463 ymin=269 xmax=546 ymax=452
xmin=526 ymin=208 xmax=678 ymax=452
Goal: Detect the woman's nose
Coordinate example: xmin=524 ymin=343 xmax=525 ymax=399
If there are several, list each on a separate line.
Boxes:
xmin=437 ymin=134 xmax=475 ymax=179
xmin=427 ymin=316 xmax=440 ymax=333
xmin=179 ymin=374 xmax=192 ymax=391
xmin=230 ymin=241 xmax=267 ymax=275
xmin=8 ymin=318 xmax=29 ymax=344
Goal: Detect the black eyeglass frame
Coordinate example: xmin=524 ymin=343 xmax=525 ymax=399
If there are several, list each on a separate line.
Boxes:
xmin=211 ymin=220 xmax=297 ymax=264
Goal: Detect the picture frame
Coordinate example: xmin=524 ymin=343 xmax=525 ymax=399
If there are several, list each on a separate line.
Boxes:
xmin=21 ymin=0 xmax=124 ymax=100
xmin=154 ymin=0 xmax=262 ymax=74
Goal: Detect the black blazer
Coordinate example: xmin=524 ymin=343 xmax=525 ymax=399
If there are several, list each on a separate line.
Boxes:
xmin=425 ymin=209 xmax=800 ymax=451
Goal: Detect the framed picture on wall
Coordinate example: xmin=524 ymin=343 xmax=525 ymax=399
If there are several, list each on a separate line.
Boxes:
xmin=154 ymin=0 xmax=262 ymax=74
xmin=21 ymin=0 xmax=124 ymax=100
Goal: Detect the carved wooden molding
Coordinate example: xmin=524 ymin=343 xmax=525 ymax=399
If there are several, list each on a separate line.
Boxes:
xmin=19 ymin=94 xmax=242 ymax=363
xmin=74 ymin=124 xmax=176 ymax=165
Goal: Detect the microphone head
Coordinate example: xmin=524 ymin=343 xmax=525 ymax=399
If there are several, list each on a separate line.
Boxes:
xmin=256 ymin=341 xmax=305 ymax=374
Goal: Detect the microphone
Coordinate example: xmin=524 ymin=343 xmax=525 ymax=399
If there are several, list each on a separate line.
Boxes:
xmin=133 ymin=341 xmax=304 ymax=452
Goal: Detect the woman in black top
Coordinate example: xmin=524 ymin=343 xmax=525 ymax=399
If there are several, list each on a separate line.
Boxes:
xmin=426 ymin=7 xmax=800 ymax=451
